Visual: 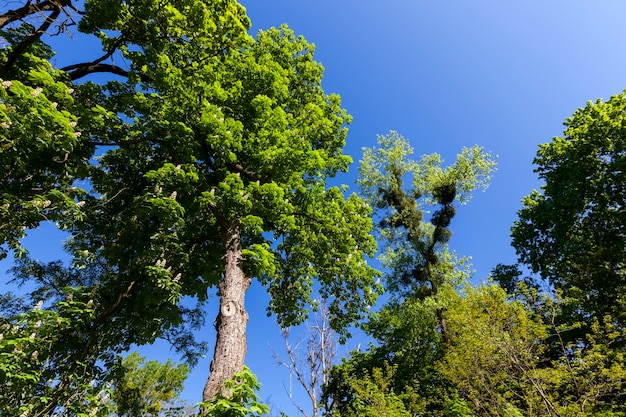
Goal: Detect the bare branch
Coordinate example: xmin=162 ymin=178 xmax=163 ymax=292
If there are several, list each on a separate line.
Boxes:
xmin=61 ymin=50 xmax=116 ymax=74
xmin=273 ymin=299 xmax=336 ymax=417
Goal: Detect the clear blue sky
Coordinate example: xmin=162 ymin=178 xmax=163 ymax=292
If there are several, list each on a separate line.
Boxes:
xmin=6 ymin=1 xmax=626 ymax=415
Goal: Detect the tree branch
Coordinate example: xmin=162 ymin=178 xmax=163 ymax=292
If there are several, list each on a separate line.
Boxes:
xmin=64 ymin=62 xmax=130 ymax=81
xmin=227 ymin=162 xmax=269 ymax=184
xmin=88 ymin=135 xmax=183 ymax=166
xmin=0 ymin=0 xmax=71 ymax=29
xmin=61 ymin=44 xmax=118 ymax=72
xmin=0 ymin=6 xmax=60 ymax=77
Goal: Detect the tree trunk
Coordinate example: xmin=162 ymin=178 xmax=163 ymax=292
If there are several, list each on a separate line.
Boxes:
xmin=436 ymin=307 xmax=450 ymax=345
xmin=202 ymin=225 xmax=251 ymax=402
xmin=430 ymin=276 xmax=450 ymax=346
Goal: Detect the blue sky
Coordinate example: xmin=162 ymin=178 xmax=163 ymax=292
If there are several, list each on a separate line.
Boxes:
xmin=6 ymin=1 xmax=626 ymax=415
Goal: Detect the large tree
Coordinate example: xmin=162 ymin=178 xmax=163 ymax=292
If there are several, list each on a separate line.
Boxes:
xmin=1 ymin=0 xmax=380 ymax=410
xmin=69 ymin=22 xmax=379 ymax=404
xmin=511 ymin=92 xmax=626 ymax=333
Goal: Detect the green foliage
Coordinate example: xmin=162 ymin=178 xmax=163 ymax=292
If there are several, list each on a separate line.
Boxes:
xmin=544 ymin=313 xmax=626 ymax=417
xmin=111 ymin=352 xmax=189 ymax=416
xmin=443 ymin=395 xmax=474 ymax=417
xmin=324 ymin=362 xmax=412 ymax=417
xmin=324 ymin=132 xmax=495 ymax=416
xmin=435 ymin=281 xmax=626 ymax=417
xmin=0 ymin=288 xmax=110 ymax=416
xmin=2 ymin=0 xmax=381 ymax=409
xmin=64 ymin=16 xmax=380 ymax=346
xmin=358 ymin=131 xmax=495 ymax=297
xmin=506 ymin=92 xmax=626 ymax=414
xmin=0 ymin=36 xmax=92 ymax=259
xmin=199 ymin=366 xmax=270 ymax=417
xmin=0 ymin=287 xmax=193 ymax=416
xmin=358 ymin=131 xmax=495 ymax=209
xmin=440 ymin=284 xmax=548 ymax=416
xmin=330 ymin=281 xmax=626 ymax=417
xmin=511 ymin=92 xmax=626 ymax=331
xmin=359 ymin=294 xmax=452 ymax=410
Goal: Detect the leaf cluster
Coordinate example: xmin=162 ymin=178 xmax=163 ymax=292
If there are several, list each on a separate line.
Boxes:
xmin=199 ymin=366 xmax=270 ymax=417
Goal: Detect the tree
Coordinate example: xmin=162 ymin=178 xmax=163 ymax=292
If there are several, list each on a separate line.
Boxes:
xmin=274 ymin=300 xmax=337 ymax=417
xmin=441 ymin=283 xmax=551 ymax=416
xmin=507 ymin=93 xmax=626 ymax=414
xmin=442 ymin=282 xmax=626 ymax=417
xmin=0 ymin=288 xmax=109 ymax=416
xmin=67 ymin=22 xmax=380 ymax=402
xmin=324 ymin=362 xmax=413 ymax=417
xmin=1 ymin=0 xmax=380 ymax=408
xmin=511 ymin=92 xmax=626 ymax=331
xmin=0 ymin=258 xmax=203 ymax=416
xmin=109 ymin=352 xmax=190 ymax=417
xmin=358 ymin=131 xmax=495 ymax=341
xmin=323 ymin=132 xmax=496 ymax=416
xmin=322 ymin=297 xmax=447 ymax=416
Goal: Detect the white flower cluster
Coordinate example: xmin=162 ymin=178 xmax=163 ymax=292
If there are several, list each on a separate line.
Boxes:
xmin=30 ymin=87 xmax=43 ymax=98
xmin=30 ymin=200 xmax=52 ymax=209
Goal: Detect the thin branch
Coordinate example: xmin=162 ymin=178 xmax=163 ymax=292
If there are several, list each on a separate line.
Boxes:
xmin=88 ymin=135 xmax=183 ymax=166
xmin=274 ymin=329 xmax=312 ymax=417
xmin=0 ymin=6 xmax=60 ymax=77
xmin=0 ymin=0 xmax=70 ymax=29
xmin=61 ymin=46 xmax=119 ymax=74
xmin=97 ymin=187 xmax=129 ymax=207
xmin=88 ymin=138 xmax=149 ymax=147
xmin=273 ymin=301 xmax=336 ymax=417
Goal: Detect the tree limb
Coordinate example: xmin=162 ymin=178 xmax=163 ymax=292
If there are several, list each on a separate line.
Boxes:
xmin=61 ymin=42 xmax=119 ymax=72
xmin=0 ymin=0 xmax=71 ymax=29
xmin=228 ymin=162 xmax=270 ymax=184
xmin=60 ymin=37 xmax=142 ymax=82
xmin=64 ymin=62 xmax=130 ymax=81
xmin=0 ymin=6 xmax=60 ymax=77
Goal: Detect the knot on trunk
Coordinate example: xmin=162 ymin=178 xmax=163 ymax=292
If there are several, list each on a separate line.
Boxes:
xmin=221 ymin=300 xmax=237 ymax=317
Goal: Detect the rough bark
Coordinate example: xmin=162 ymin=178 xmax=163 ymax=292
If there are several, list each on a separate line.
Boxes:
xmin=202 ymin=224 xmax=251 ymax=402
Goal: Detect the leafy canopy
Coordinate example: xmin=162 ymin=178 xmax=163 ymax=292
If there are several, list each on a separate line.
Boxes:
xmin=511 ymin=92 xmax=626 ymax=333
xmin=323 ymin=132 xmax=496 ymax=417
